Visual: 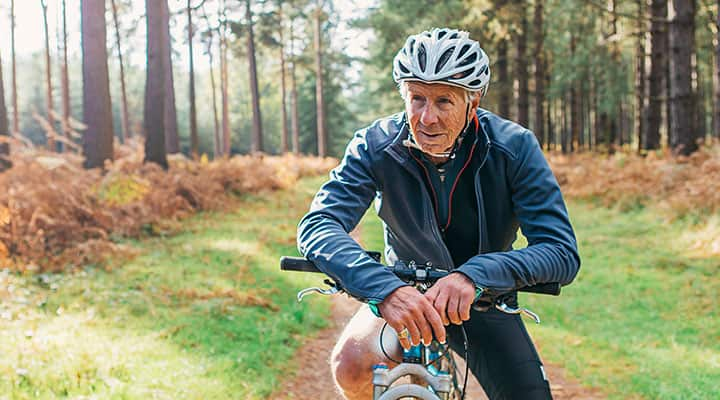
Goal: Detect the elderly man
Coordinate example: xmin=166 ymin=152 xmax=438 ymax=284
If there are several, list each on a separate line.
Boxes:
xmin=297 ymin=28 xmax=580 ymax=400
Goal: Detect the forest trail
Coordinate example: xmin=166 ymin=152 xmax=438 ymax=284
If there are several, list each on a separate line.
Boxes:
xmin=271 ymin=291 xmax=606 ymax=400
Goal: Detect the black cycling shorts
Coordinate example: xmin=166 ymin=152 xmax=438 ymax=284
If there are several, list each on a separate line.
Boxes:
xmin=445 ymin=306 xmax=553 ymax=400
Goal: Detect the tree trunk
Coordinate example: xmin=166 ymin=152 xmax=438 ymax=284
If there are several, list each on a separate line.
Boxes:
xmin=162 ymin=0 xmax=179 ymax=154
xmin=314 ymin=4 xmax=326 ymax=157
xmin=82 ymin=0 xmax=115 ymax=169
xmin=60 ymin=0 xmax=71 ymax=149
xmin=714 ymin=0 xmax=720 ymax=138
xmin=220 ymin=3 xmax=231 ymax=156
xmin=111 ymin=0 xmax=131 ymax=143
xmin=204 ymin=25 xmax=221 ymax=158
xmin=0 ymin=49 xmax=11 ymax=172
xmin=561 ymin=94 xmax=569 ymax=153
xmin=144 ymin=0 xmax=168 ymax=168
xmin=635 ymin=0 xmax=647 ymax=152
xmin=290 ymin=17 xmax=300 ymax=154
xmin=669 ymin=0 xmax=697 ymax=155
xmin=279 ymin=2 xmax=289 ymax=154
xmin=10 ymin=0 xmax=19 ymax=136
xmin=188 ymin=0 xmax=198 ymax=158
xmin=41 ymin=0 xmax=55 ymax=151
xmin=570 ymin=34 xmax=581 ymax=152
xmin=498 ymin=39 xmax=511 ymax=119
xmin=515 ymin=4 xmax=529 ymax=128
xmin=247 ymin=0 xmax=264 ymax=153
xmin=643 ymin=0 xmax=667 ymax=150
xmin=533 ymin=0 xmax=545 ymax=147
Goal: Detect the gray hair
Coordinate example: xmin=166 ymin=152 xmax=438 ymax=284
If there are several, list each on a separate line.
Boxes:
xmin=398 ymin=81 xmax=480 ymax=104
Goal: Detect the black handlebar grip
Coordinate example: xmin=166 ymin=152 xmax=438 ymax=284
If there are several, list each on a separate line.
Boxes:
xmin=519 ymin=282 xmax=561 ymax=296
xmin=279 ymin=256 xmax=322 ymax=273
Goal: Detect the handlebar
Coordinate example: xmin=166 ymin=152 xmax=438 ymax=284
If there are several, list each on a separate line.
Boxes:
xmin=280 ymin=256 xmax=561 ymax=296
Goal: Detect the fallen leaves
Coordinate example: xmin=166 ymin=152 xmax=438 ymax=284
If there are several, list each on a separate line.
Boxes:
xmin=0 ymin=147 xmax=336 ymax=273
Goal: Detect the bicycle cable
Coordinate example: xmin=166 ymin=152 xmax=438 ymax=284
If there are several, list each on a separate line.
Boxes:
xmin=377 ymin=322 xmax=471 ymax=399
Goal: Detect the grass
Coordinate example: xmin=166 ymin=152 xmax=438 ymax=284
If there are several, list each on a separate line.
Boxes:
xmin=518 ymin=203 xmax=720 ymax=399
xmin=0 ymin=178 xmax=331 ymax=399
xmin=1 ymin=175 xmax=718 ymax=399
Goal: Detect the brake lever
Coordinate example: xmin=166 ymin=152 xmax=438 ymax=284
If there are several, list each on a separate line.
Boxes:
xmin=297 ymin=286 xmax=340 ymax=302
xmin=495 ymin=302 xmax=541 ymax=324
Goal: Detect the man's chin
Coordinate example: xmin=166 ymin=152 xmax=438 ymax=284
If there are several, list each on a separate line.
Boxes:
xmin=419 ymin=144 xmax=450 ymax=155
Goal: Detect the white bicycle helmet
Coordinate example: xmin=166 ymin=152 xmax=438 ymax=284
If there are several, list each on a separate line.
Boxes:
xmin=393 ymin=28 xmax=490 ymax=96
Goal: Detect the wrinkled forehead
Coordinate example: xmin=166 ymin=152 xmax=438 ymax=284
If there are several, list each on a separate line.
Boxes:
xmin=404 ymin=80 xmax=466 ymax=99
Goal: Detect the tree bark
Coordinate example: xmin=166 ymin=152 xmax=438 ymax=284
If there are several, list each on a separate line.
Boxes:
xmin=714 ymin=0 xmax=720 ymax=138
xmin=60 ymin=0 xmax=71 ymax=149
xmin=497 ymin=39 xmax=511 ymax=119
xmin=188 ymin=0 xmax=199 ymax=158
xmin=314 ymin=4 xmax=326 ymax=157
xmin=220 ymin=2 xmax=231 ymax=156
xmin=279 ymin=1 xmax=289 ymax=153
xmin=635 ymin=0 xmax=647 ymax=152
xmin=205 ymin=28 xmax=221 ymax=158
xmin=668 ymin=0 xmax=697 ymax=155
xmin=200 ymin=4 xmax=221 ymax=157
xmin=247 ymin=0 xmax=264 ymax=153
xmin=533 ymin=0 xmax=545 ymax=148
xmin=41 ymin=0 xmax=55 ymax=151
xmin=515 ymin=3 xmax=529 ymax=128
xmin=570 ymin=34 xmax=581 ymax=152
xmin=10 ymin=0 xmax=19 ymax=136
xmin=144 ymin=0 xmax=168 ymax=168
xmin=111 ymin=0 xmax=132 ymax=143
xmin=290 ymin=17 xmax=300 ymax=154
xmin=643 ymin=0 xmax=667 ymax=150
xmin=82 ymin=0 xmax=115 ymax=168
xmin=0 ymin=49 xmax=10 ymax=172
xmin=162 ymin=0 xmax=180 ymax=154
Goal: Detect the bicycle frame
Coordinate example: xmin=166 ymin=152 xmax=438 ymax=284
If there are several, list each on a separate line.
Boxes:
xmin=372 ymin=340 xmax=458 ymax=400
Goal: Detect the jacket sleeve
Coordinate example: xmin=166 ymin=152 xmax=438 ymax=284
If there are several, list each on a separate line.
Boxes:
xmin=297 ymin=130 xmax=409 ymax=303
xmin=456 ymin=131 xmax=581 ymax=293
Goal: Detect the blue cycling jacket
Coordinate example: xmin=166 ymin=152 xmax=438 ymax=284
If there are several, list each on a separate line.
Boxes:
xmin=297 ymin=108 xmax=580 ymax=303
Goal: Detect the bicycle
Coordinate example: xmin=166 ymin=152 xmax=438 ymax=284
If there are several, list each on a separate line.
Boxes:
xmin=280 ymin=252 xmax=560 ymax=400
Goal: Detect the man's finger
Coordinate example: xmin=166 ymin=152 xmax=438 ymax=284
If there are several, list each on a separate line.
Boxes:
xmin=424 ymin=306 xmax=447 ymax=344
xmin=432 ymin=291 xmax=450 ymax=325
xmin=459 ymin=291 xmax=473 ymax=321
xmin=406 ymin=320 xmax=422 ymax=347
xmin=392 ymin=323 xmax=412 ymax=350
xmin=447 ymin=295 xmax=461 ymax=325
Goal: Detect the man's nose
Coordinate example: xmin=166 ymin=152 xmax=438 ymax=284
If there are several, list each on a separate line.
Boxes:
xmin=419 ymin=104 xmax=438 ymax=126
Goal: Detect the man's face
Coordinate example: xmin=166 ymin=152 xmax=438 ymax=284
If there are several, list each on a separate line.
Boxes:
xmin=404 ymin=81 xmax=478 ymax=155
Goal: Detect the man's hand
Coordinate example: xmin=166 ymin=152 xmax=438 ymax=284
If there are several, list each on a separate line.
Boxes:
xmin=424 ymin=272 xmax=476 ymax=326
xmin=377 ymin=286 xmax=446 ymax=349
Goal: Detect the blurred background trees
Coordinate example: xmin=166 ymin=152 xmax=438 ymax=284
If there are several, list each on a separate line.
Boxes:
xmin=0 ymin=0 xmax=718 ymax=166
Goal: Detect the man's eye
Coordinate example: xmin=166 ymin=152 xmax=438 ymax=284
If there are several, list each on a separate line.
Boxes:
xmin=412 ymin=95 xmax=425 ymax=102
xmin=438 ymin=98 xmax=452 ymax=104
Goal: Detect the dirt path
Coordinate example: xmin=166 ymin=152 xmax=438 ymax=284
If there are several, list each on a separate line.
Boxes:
xmin=271 ymin=294 xmax=606 ymax=399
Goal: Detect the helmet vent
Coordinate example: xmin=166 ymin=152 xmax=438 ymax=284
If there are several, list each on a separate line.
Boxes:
xmin=459 ymin=52 xmax=477 ymax=67
xmin=436 ymin=47 xmax=455 ymax=74
xmin=418 ymin=44 xmax=427 ymax=72
xmin=452 ymin=68 xmax=474 ymax=79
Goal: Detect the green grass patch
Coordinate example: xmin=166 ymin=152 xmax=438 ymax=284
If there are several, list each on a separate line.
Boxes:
xmin=518 ymin=203 xmax=720 ymax=399
xmin=0 ymin=178 xmax=331 ymax=399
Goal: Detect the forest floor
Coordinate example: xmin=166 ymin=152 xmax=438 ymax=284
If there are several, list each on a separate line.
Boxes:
xmin=1 ymin=175 xmax=717 ymax=399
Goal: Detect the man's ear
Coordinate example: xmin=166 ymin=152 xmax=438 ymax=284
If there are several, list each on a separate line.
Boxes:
xmin=470 ymin=92 xmax=481 ymax=109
